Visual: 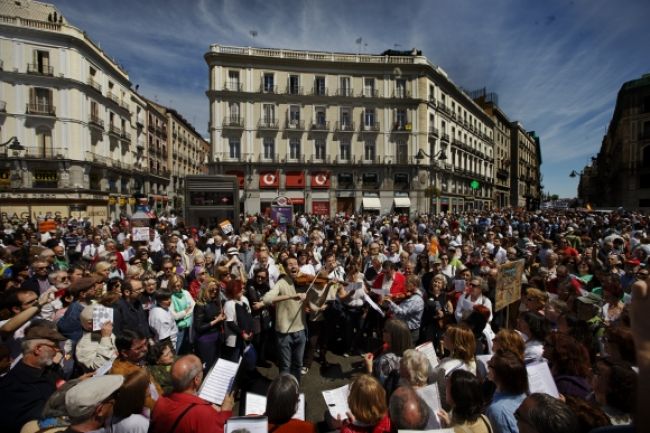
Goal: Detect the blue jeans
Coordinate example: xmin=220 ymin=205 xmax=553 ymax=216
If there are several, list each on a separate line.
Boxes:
xmin=277 ymin=330 xmax=307 ymax=381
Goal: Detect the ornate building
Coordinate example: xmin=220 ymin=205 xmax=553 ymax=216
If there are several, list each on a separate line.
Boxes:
xmin=205 ymin=44 xmax=496 ymax=216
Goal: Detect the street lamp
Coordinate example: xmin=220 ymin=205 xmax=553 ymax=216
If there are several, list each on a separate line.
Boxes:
xmin=0 ymin=137 xmax=25 ymax=153
xmin=569 ymin=170 xmax=582 ymax=178
xmin=414 ymin=148 xmax=448 ymax=214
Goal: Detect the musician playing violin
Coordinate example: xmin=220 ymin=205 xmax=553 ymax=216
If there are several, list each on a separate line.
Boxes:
xmin=381 ymin=274 xmax=425 ymax=343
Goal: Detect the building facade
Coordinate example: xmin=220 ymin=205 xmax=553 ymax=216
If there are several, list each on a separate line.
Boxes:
xmin=578 ymin=73 xmax=650 ymax=209
xmin=205 ymin=44 xmax=496 ymax=217
xmin=509 ymin=122 xmax=542 ymax=210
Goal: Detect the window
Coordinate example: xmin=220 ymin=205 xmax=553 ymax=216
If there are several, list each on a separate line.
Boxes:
xmin=395 ymin=79 xmax=407 ymax=98
xmin=429 ymin=85 xmax=435 ymax=101
xmin=315 ymin=139 xmax=326 ymax=160
xmin=229 ymin=102 xmax=240 ymax=122
xmin=35 ymin=128 xmax=53 ymax=158
xmin=289 ymin=138 xmax=301 ymax=160
xmin=288 ymin=75 xmax=300 ymax=95
xmin=396 ymin=139 xmax=408 ymax=164
xmin=340 ymin=139 xmax=351 ymax=161
xmin=395 ymin=109 xmax=407 ymax=129
xmin=340 ymin=107 xmax=352 ymax=127
xmin=32 ymin=50 xmax=51 ymax=74
xmin=339 ymin=76 xmax=351 ymax=96
xmin=262 ymin=104 xmax=275 ymax=124
xmin=364 ymin=140 xmax=376 ymax=161
xmin=314 ymin=76 xmax=326 ymax=95
xmin=90 ymin=101 xmax=99 ymax=120
xmin=29 ymin=87 xmax=53 ymax=114
xmin=263 ymin=73 xmax=275 ymax=93
xmin=263 ymin=138 xmax=275 ymax=159
xmin=228 ymin=71 xmax=240 ymax=91
xmin=315 ymin=106 xmax=326 ymax=126
xmin=229 ymin=138 xmax=240 ymax=159
xmin=364 ymin=108 xmax=376 ymax=129
xmin=288 ymin=105 xmax=300 ymax=127
xmin=364 ymin=78 xmax=375 ymax=97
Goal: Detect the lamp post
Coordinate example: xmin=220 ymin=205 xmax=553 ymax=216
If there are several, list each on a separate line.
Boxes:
xmin=414 ymin=148 xmax=448 ymax=215
xmin=0 ymin=137 xmax=25 ymax=154
xmin=0 ymin=137 xmax=26 ymax=189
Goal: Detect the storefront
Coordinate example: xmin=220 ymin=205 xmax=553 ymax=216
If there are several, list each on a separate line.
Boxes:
xmin=393 ymin=195 xmax=411 ymax=214
xmin=361 ymin=195 xmax=381 ymax=215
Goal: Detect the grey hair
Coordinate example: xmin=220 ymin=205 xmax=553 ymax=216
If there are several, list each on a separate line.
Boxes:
xmin=21 ymin=338 xmax=49 ymax=355
xmin=401 ymin=349 xmax=430 ymax=386
xmin=524 ymin=393 xmax=578 ymax=433
xmin=171 ymin=360 xmax=203 ymax=392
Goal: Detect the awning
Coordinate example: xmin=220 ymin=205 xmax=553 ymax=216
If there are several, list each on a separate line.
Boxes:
xmin=362 ymin=197 xmax=381 ymax=210
xmin=394 ymin=197 xmax=411 ymax=208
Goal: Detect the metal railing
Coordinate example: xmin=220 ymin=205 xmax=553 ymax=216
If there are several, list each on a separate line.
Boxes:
xmin=22 ymin=146 xmax=67 ymax=158
xmin=26 ymin=63 xmax=53 ymax=76
xmin=87 ymin=77 xmax=102 ymax=93
xmin=260 ymin=84 xmax=278 ymax=94
xmin=109 ymin=124 xmax=122 ymax=135
xmin=258 ymin=118 xmax=279 ymax=129
xmin=89 ymin=115 xmax=104 ymax=128
xmin=311 ymin=87 xmax=328 ymax=96
xmin=223 ymin=116 xmax=244 ymax=128
xmin=285 ymin=119 xmax=305 ymax=130
xmin=360 ymin=89 xmax=379 ymax=98
xmin=393 ymin=90 xmax=411 ymax=98
xmin=286 ymin=86 xmax=303 ymax=96
xmin=310 ymin=121 xmax=329 ymax=131
xmin=223 ymin=82 xmax=243 ymax=91
xmin=335 ymin=121 xmax=355 ymax=132
xmin=336 ymin=88 xmax=353 ymax=97
xmin=362 ymin=122 xmax=380 ymax=132
xmin=26 ymin=102 xmax=55 ymax=115
xmin=392 ymin=123 xmax=412 ymax=132
xmin=429 ymin=126 xmax=439 ymax=136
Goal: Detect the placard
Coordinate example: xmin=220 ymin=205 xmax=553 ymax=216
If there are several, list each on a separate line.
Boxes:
xmin=132 ymin=226 xmax=150 ymax=242
xmin=495 ymin=259 xmax=524 ymax=311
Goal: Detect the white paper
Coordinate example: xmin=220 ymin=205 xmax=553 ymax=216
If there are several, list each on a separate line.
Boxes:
xmin=92 ymin=306 xmax=113 ymax=331
xmin=415 ymin=383 xmax=442 ymax=427
xmin=415 ymin=341 xmax=439 ymax=369
xmin=225 ymin=415 xmax=267 ymax=433
xmin=199 ymin=357 xmax=241 ymax=405
xmin=454 ymin=280 xmax=465 ymax=292
xmin=322 ymin=384 xmax=350 ymax=420
xmin=371 ymin=287 xmax=390 ymax=296
xmin=475 ymin=354 xmax=493 ymax=379
xmin=527 ymin=361 xmax=559 ymax=398
xmin=132 ymin=226 xmax=150 ymax=242
xmin=245 ymin=393 xmax=305 ymax=420
xmin=343 ymin=282 xmax=364 ymax=293
xmin=94 ymin=359 xmax=113 ymax=376
xmin=363 ymin=293 xmax=385 ymax=317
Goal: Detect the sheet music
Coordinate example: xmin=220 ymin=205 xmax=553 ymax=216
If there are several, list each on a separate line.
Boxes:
xmin=454 ymin=280 xmax=465 ymax=292
xmin=225 ymin=415 xmax=267 ymax=433
xmin=415 ymin=341 xmax=439 ymax=369
xmin=92 ymin=305 xmax=113 ymax=331
xmin=322 ymin=384 xmax=350 ymax=420
xmin=371 ymin=287 xmax=390 ymax=296
xmin=527 ymin=361 xmax=559 ymax=398
xmin=199 ymin=357 xmax=241 ymax=405
xmin=343 ymin=282 xmax=363 ymax=293
xmin=415 ymin=383 xmax=442 ymax=427
xmin=363 ymin=293 xmax=385 ymax=317
xmin=94 ymin=359 xmax=113 ymax=376
xmin=245 ymin=393 xmax=305 ymax=420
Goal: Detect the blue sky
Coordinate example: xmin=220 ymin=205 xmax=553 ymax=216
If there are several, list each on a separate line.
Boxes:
xmin=52 ymin=0 xmax=650 ymax=199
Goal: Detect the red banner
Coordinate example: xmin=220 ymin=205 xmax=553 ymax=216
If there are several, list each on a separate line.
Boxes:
xmin=311 ymin=171 xmax=330 ymax=189
xmin=285 ymin=171 xmax=305 ymax=188
xmin=226 ymin=170 xmax=245 ymax=188
xmin=259 ymin=171 xmax=279 ymax=188
xmin=312 ymin=201 xmax=330 ymax=215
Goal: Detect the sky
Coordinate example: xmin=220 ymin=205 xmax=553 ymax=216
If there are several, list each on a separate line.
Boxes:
xmin=51 ymin=0 xmax=650 ymax=199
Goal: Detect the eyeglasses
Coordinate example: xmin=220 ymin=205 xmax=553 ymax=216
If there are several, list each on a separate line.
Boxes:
xmin=163 ymin=266 xmax=173 ymax=271
xmin=39 ymin=343 xmax=61 ymax=352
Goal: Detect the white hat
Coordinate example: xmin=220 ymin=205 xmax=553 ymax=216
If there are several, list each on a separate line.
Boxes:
xmin=65 ymin=375 xmax=124 ymax=419
xmin=227 ymin=247 xmax=239 ymax=255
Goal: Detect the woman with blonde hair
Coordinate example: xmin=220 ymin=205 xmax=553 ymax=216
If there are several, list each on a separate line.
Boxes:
xmin=193 ymin=277 xmax=226 ymax=370
xmin=438 ymin=323 xmax=477 ymax=376
xmin=524 ymin=287 xmax=548 ymax=315
xmin=339 ymin=374 xmax=391 ymax=433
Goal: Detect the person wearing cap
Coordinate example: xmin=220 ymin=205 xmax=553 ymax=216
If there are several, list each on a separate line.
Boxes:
xmin=62 ymin=374 xmax=124 ymax=433
xmin=150 ymin=355 xmax=234 ymax=433
xmin=0 ymin=324 xmax=66 ymax=433
xmin=57 ymin=277 xmax=98 ymax=342
xmin=75 ymin=304 xmax=117 ymax=372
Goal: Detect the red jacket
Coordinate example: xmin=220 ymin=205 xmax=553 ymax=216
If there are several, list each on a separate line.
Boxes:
xmin=268 ymin=419 xmax=317 ymax=433
xmin=372 ymin=271 xmax=406 ymax=296
xmin=150 ymin=392 xmax=232 ymax=433
xmin=341 ymin=414 xmax=391 ymax=433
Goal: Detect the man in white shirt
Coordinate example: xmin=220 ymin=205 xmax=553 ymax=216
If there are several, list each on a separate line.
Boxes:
xmin=148 ymin=290 xmax=178 ymax=347
xmin=75 ymin=305 xmax=117 ymax=371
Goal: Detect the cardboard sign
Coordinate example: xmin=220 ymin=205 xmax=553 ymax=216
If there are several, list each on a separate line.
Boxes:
xmin=495 ymin=259 xmax=525 ymax=311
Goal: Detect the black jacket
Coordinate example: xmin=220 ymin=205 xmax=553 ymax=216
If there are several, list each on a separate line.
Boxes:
xmin=113 ymin=298 xmax=152 ymax=338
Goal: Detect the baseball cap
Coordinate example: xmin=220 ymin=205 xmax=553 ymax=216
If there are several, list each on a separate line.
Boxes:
xmin=65 ymin=375 xmax=124 ymax=419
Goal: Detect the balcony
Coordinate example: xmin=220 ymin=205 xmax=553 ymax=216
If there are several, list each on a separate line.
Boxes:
xmin=87 ymin=77 xmax=102 ymax=93
xmin=429 ymin=126 xmax=439 ymax=136
xmin=393 ymin=90 xmax=411 ymax=98
xmin=439 ymin=104 xmax=450 ymax=115
xmin=285 ymin=119 xmax=305 ymax=130
xmin=26 ymin=102 xmax=55 ymax=116
xmin=260 ymin=84 xmax=278 ymax=94
xmin=0 ymin=100 xmax=6 ymax=112
xmin=362 ymin=122 xmax=380 ymax=132
xmin=395 ymin=154 xmax=409 ymax=165
xmin=223 ymin=116 xmax=244 ymax=128
xmin=335 ymin=121 xmax=355 ymax=132
xmin=441 ymin=133 xmax=450 ymax=142
xmin=109 ymin=124 xmax=122 ymax=136
xmin=24 ymin=147 xmax=66 ymax=159
xmin=89 ymin=114 xmax=104 ymax=129
xmin=392 ymin=123 xmax=412 ymax=133
xmin=258 ymin=118 xmax=279 ymax=129
xmin=310 ymin=121 xmax=329 ymax=131
xmin=428 ymin=97 xmax=437 ymax=107
xmin=336 ymin=88 xmax=353 ymax=97
xmin=107 ymin=91 xmax=121 ymax=105
xmin=311 ymin=87 xmax=328 ymax=96
xmin=360 ymin=89 xmax=379 ymax=98
xmin=286 ymin=86 xmax=303 ymax=96
xmin=223 ymin=82 xmax=243 ymax=92
xmin=121 ymin=131 xmax=131 ymax=142
xmin=258 ymin=153 xmax=279 ymax=162
xmin=26 ymin=63 xmax=53 ymax=76
xmin=361 ymin=155 xmax=382 ymax=164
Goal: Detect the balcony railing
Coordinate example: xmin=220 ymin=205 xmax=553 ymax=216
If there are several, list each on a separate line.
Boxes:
xmin=393 ymin=90 xmax=411 ymax=98
xmin=223 ymin=82 xmax=243 ymax=91
xmin=336 ymin=88 xmax=353 ymax=97
xmin=392 ymin=123 xmax=412 ymax=132
xmin=360 ymin=89 xmax=379 ymax=98
xmin=285 ymin=119 xmax=305 ymax=130
xmin=429 ymin=126 xmax=439 ymax=136
xmin=223 ymin=116 xmax=244 ymax=128
xmin=335 ymin=121 xmax=355 ymax=132
xmin=87 ymin=77 xmax=102 ymax=93
xmin=109 ymin=124 xmax=122 ymax=136
xmin=441 ymin=133 xmax=450 ymax=142
xmin=258 ymin=118 xmax=279 ymax=129
xmin=286 ymin=86 xmax=303 ymax=96
xmin=121 ymin=131 xmax=131 ymax=141
xmin=26 ymin=63 xmax=53 ymax=76
xmin=260 ymin=84 xmax=278 ymax=94
xmin=428 ymin=97 xmax=437 ymax=107
xmin=258 ymin=152 xmax=279 ymax=162
xmin=311 ymin=87 xmax=328 ymax=96
xmin=395 ymin=154 xmax=409 ymax=165
xmin=89 ymin=114 xmax=104 ymax=128
xmin=310 ymin=121 xmax=329 ymax=131
xmin=23 ymin=146 xmax=67 ymax=159
xmin=107 ymin=91 xmax=121 ymax=104
xmin=26 ymin=102 xmax=55 ymax=116
xmin=439 ymin=104 xmax=450 ymax=114
xmin=362 ymin=122 xmax=380 ymax=132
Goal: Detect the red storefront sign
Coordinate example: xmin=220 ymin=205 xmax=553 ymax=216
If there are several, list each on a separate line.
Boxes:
xmin=311 ymin=171 xmax=330 ymax=189
xmin=259 ymin=171 xmax=279 ymax=188
xmin=312 ymin=201 xmax=330 ymax=215
xmin=225 ymin=170 xmax=245 ymax=188
xmin=285 ymin=171 xmax=305 ymax=188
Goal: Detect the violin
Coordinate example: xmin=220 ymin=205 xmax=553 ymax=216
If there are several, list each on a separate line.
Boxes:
xmin=293 ymin=273 xmax=330 ymax=289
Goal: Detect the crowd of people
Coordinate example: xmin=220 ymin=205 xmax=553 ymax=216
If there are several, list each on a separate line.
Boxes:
xmin=0 ymin=209 xmax=648 ymax=433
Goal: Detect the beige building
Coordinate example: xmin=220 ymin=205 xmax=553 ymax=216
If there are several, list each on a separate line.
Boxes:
xmin=205 ymin=44 xmax=496 ymax=216
xmin=510 ymin=122 xmax=541 ymax=209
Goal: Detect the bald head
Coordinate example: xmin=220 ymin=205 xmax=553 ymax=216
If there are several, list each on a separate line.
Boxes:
xmin=171 ymin=355 xmax=203 ymax=393
xmin=389 ymin=386 xmax=429 ymax=430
